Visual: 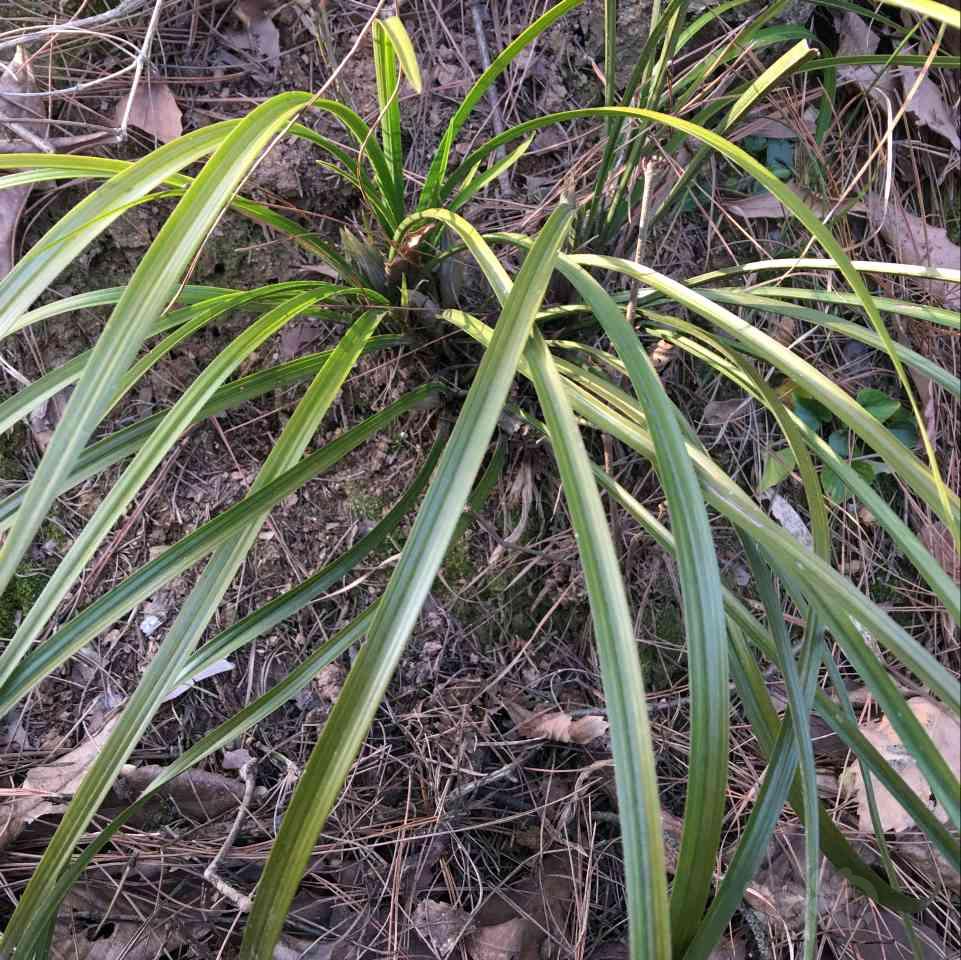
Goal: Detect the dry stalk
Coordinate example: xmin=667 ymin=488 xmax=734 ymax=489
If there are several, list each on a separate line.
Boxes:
xmin=203 ymin=760 xmax=258 ymax=913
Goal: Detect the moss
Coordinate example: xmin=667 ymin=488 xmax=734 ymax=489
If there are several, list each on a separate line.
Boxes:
xmin=0 ymin=425 xmax=27 ymax=481
xmin=0 ymin=570 xmax=48 ymax=638
xmin=346 ymin=485 xmax=391 ymax=521
xmin=652 ymin=600 xmax=685 ymax=647
xmin=442 ymin=535 xmax=474 ymax=583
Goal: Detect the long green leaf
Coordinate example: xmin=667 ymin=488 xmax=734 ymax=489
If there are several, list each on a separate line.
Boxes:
xmin=240 ymin=202 xmax=575 ymax=957
xmin=525 ymin=330 xmax=670 ymax=960
xmin=0 ymin=385 xmax=441 ymax=718
xmin=0 ymin=338 xmax=407 ymax=530
xmin=419 ymin=0 xmax=585 ymax=208
xmin=538 ymin=259 xmax=727 ymax=945
xmin=0 ymin=292 xmax=324 ymax=689
xmin=0 ymin=94 xmax=315 ymax=649
xmin=448 ymin=310 xmax=960 ymax=715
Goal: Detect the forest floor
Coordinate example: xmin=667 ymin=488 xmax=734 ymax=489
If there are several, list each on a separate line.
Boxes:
xmin=0 ymin=2 xmax=958 ymax=959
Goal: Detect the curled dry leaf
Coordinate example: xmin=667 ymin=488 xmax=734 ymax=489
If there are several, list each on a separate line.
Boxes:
xmin=413 ymin=899 xmax=474 ymax=959
xmin=900 ymin=68 xmax=960 ymax=151
xmin=232 ymin=0 xmax=281 ymax=69
xmin=0 ymin=715 xmax=120 ymax=850
xmin=649 ymin=338 xmax=676 ymax=371
xmin=112 ymin=763 xmax=259 ymax=822
xmin=505 ymin=701 xmax=608 ymax=744
xmin=0 ymin=48 xmax=49 ymax=279
xmin=846 ymin=696 xmax=960 ymax=833
xmin=52 ymin=920 xmax=185 ymax=960
xmin=222 ymin=747 xmax=254 ymax=771
xmin=726 ymin=182 xmax=854 ymax=220
xmin=466 ymin=854 xmax=574 ymax=960
xmin=54 ymin=882 xmax=209 ymax=960
xmin=312 ymin=659 xmax=346 ymax=704
xmin=115 ymin=78 xmax=182 ymax=143
xmin=703 ymin=396 xmax=753 ymax=428
xmin=835 ymin=13 xmax=897 ymax=103
xmin=866 ymin=194 xmax=961 ymax=311
xmin=765 ymin=493 xmax=813 ymax=551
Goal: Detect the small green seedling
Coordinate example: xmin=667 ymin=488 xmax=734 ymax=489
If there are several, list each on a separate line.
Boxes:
xmin=761 ymin=388 xmax=919 ymax=500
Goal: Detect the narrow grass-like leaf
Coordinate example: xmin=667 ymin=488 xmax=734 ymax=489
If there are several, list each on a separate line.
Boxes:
xmin=539 ymin=260 xmax=727 ymax=945
xmin=741 ymin=541 xmax=821 ymax=960
xmin=240 ymin=202 xmax=575 ymax=958
xmin=725 ymin=40 xmax=816 ymax=127
xmin=0 ymin=292 xmax=324 ymax=689
xmin=373 ymin=18 xmax=407 ymax=221
xmin=449 ymin=310 xmax=960 ymax=714
xmin=0 ymin=309 xmax=428 ymax=951
xmin=419 ymin=0 xmax=585 ymax=208
xmin=880 ymin=0 xmax=959 ymax=27
xmin=0 ymin=338 xmax=406 ymax=529
xmin=0 ymin=386 xmax=440 ymax=717
xmin=379 ymin=14 xmax=423 ymax=93
xmin=0 ymin=94 xmax=315 ymax=655
xmin=525 ymin=330 xmax=670 ymax=960
xmin=593 ymin=470 xmax=929 ymax=912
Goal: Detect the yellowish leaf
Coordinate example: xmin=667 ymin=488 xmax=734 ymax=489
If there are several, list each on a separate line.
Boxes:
xmin=847 ymin=697 xmax=960 ymax=832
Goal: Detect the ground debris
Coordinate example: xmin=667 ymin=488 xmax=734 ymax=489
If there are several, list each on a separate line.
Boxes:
xmin=0 ymin=716 xmax=120 ymax=850
xmin=504 ymin=700 xmax=608 ymax=745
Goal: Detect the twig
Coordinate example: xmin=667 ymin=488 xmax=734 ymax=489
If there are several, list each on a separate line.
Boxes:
xmin=470 ymin=0 xmax=510 ymax=196
xmin=624 ymin=159 xmax=656 ymax=328
xmin=0 ymin=53 xmax=52 ymax=153
xmin=0 ymin=131 xmax=122 ymax=152
xmin=0 ymin=0 xmax=153 ymax=53
xmin=204 ymin=760 xmax=257 ymax=913
xmin=116 ymin=0 xmax=165 ymax=139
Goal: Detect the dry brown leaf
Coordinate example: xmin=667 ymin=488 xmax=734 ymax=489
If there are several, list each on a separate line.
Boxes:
xmin=112 ymin=763 xmax=254 ymax=822
xmin=649 ymin=338 xmax=676 ymax=371
xmin=54 ymin=883 xmax=208 ymax=960
xmin=747 ymin=832 xmax=943 ymax=958
xmin=900 ymin=68 xmax=960 ymax=151
xmin=847 ymin=697 xmax=961 ymax=833
xmin=468 ymin=917 xmax=532 ymax=960
xmin=222 ymin=747 xmax=254 ymax=771
xmin=727 ymin=182 xmax=845 ymax=220
xmin=732 ymin=117 xmax=797 ymax=141
xmin=866 ymin=194 xmax=961 ymax=310
xmin=0 ymin=716 xmax=120 ymax=850
xmin=52 ymin=921 xmax=180 ymax=960
xmin=0 ymin=48 xmax=49 ymax=279
xmin=835 ymin=13 xmax=898 ymax=103
xmin=313 ymin=660 xmax=346 ymax=704
xmin=272 ymin=936 xmax=335 ymax=960
xmin=28 ymin=384 xmax=71 ymax=450
xmin=232 ymin=0 xmax=281 ymax=68
xmin=894 ymin=829 xmax=961 ymax=895
xmin=506 ymin=701 xmax=608 ymax=744
xmin=466 ymin=855 xmax=573 ymax=960
xmin=115 ymin=78 xmax=181 ymax=143
xmin=414 ymin=899 xmax=474 ymax=959
xmin=703 ymin=396 xmax=753 ymax=427
xmin=765 ymin=493 xmax=814 ymax=551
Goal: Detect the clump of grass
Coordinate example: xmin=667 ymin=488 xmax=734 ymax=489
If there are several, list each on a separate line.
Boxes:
xmin=0 ymin=2 xmax=957 ymax=958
